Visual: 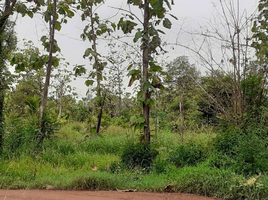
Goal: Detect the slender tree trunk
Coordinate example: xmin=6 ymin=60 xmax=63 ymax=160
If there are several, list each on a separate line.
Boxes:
xmin=142 ymin=0 xmax=150 ymax=143
xmin=88 ymin=5 xmax=103 ymax=135
xmin=179 ymin=100 xmax=184 ymax=144
xmin=0 ymin=73 xmax=4 ymax=151
xmin=0 ymin=37 xmax=4 ymax=150
xmin=58 ymin=82 xmax=63 ymax=119
xmin=40 ymin=0 xmax=57 ymax=132
xmin=117 ymin=69 xmax=122 ymax=117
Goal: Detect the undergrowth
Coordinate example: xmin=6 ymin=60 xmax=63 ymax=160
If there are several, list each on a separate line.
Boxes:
xmin=0 ymin=122 xmax=267 ymax=200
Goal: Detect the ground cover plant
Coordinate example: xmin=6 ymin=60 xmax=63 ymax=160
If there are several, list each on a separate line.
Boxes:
xmin=0 ymin=122 xmax=267 ymax=200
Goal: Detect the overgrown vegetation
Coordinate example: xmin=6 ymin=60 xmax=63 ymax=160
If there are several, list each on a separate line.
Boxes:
xmin=0 ymin=122 xmax=267 ymax=199
xmin=0 ymin=0 xmax=267 ymax=200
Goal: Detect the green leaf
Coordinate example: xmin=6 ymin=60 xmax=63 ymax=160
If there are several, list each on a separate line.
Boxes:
xmin=136 ymin=117 xmax=145 ymax=123
xmin=117 ymin=18 xmax=137 ymax=34
xmin=27 ymin=11 xmax=34 ymax=18
xmin=58 ymin=7 xmax=65 ymax=15
xmin=151 ymin=65 xmax=162 ymax=72
xmin=111 ymin=23 xmax=116 ymax=30
xmin=74 ymin=65 xmax=86 ymax=76
xmin=52 ymin=57 xmax=59 ymax=67
xmin=40 ymin=35 xmax=47 ymax=43
xmin=85 ymin=80 xmax=94 ymax=86
xmin=150 ymin=0 xmax=163 ymax=10
xmin=145 ymin=98 xmax=154 ymax=106
xmin=163 ymin=18 xmax=172 ymax=29
xmin=143 ymin=81 xmax=152 ymax=90
xmin=10 ymin=55 xmax=16 ymax=65
xmin=168 ymin=13 xmax=178 ymax=20
xmin=128 ymin=76 xmax=135 ymax=87
xmin=95 ymin=96 xmax=102 ymax=103
xmin=127 ymin=0 xmax=142 ymax=6
xmin=134 ymin=30 xmax=142 ymax=43
xmin=128 ymin=69 xmax=140 ymax=76
xmin=90 ymin=127 xmax=96 ymax=133
xmin=164 ymin=0 xmax=172 ymax=10
xmin=130 ymin=116 xmax=137 ymax=124
xmin=55 ymin=21 xmax=61 ymax=31
xmin=127 ymin=64 xmax=133 ymax=70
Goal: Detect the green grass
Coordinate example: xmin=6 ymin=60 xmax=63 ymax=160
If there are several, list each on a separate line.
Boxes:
xmin=0 ymin=122 xmax=267 ymax=200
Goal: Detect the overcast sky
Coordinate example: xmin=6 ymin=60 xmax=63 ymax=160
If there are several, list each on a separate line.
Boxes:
xmin=13 ymin=0 xmax=259 ymax=98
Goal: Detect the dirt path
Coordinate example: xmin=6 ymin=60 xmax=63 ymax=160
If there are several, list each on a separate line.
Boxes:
xmin=0 ymin=190 xmax=222 ymax=200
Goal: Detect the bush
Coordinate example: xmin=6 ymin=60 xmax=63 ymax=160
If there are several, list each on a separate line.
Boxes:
xmin=39 ymin=112 xmax=60 ymax=142
xmin=168 ymin=143 xmax=205 ymax=167
xmin=121 ymin=143 xmax=158 ymax=170
xmin=2 ymin=116 xmax=38 ymax=158
xmin=153 ymin=157 xmax=169 ymax=174
xmin=210 ymin=127 xmax=268 ymax=175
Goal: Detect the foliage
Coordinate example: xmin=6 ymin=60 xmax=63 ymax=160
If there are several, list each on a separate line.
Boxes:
xmin=39 ymin=111 xmax=60 ymax=143
xmin=168 ymin=143 xmax=205 ymax=168
xmin=252 ymin=0 xmax=268 ymax=64
xmin=209 ymin=127 xmax=268 ymax=175
xmin=2 ymin=116 xmax=38 ymax=158
xmin=117 ymin=0 xmax=175 ymax=143
xmin=121 ymin=143 xmax=158 ymax=170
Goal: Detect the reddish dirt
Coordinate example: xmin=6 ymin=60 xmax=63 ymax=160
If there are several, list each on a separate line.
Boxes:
xmin=0 ymin=190 xmax=222 ymax=200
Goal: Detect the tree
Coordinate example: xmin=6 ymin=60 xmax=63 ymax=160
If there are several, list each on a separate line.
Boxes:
xmin=51 ymin=66 xmax=75 ymax=119
xmin=74 ymin=0 xmax=114 ymax=135
xmin=0 ymin=0 xmax=42 ymax=151
xmin=39 ymin=0 xmax=75 ymax=136
xmin=251 ymin=0 xmax=268 ymax=123
xmin=175 ymin=0 xmax=256 ymax=125
xmin=107 ymin=44 xmax=127 ymax=117
xmin=118 ymin=0 xmax=175 ymax=143
xmin=163 ymin=56 xmax=200 ymax=141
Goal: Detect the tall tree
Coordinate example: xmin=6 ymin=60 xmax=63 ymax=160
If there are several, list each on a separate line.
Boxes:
xmin=118 ymin=0 xmax=175 ymax=143
xmin=175 ymin=0 xmax=255 ymax=125
xmin=39 ymin=0 xmax=74 ymax=135
xmin=0 ymin=0 xmax=43 ymax=150
xmin=74 ymin=0 xmax=114 ymax=135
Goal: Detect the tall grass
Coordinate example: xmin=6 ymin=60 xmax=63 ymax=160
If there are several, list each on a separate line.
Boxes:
xmin=1 ymin=122 xmax=267 ymax=199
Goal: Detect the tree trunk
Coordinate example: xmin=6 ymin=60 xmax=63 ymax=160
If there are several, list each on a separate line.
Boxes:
xmin=0 ymin=37 xmax=4 ymax=150
xmin=117 ymin=68 xmax=122 ymax=117
xmin=0 ymin=1 xmax=15 ymax=150
xmin=58 ymin=82 xmax=63 ymax=119
xmin=142 ymin=0 xmax=150 ymax=143
xmin=88 ymin=5 xmax=103 ymax=135
xmin=180 ymin=100 xmax=184 ymax=144
xmin=40 ymin=0 xmax=57 ymax=133
xmin=0 ymin=76 xmax=4 ymax=151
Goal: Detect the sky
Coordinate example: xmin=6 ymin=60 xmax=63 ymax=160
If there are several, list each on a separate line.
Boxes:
xmin=13 ymin=0 xmax=259 ymax=99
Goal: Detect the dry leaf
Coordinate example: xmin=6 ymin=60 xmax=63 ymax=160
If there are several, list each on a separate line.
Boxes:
xmin=116 ymin=188 xmax=137 ymax=192
xmin=92 ymin=164 xmax=98 ymax=171
xmin=46 ymin=185 xmax=54 ymax=190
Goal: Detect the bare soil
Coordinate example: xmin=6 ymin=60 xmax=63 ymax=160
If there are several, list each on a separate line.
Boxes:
xmin=0 ymin=190 xmax=222 ymax=200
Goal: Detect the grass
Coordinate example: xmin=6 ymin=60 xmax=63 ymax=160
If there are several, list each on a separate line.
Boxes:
xmin=0 ymin=122 xmax=267 ymax=200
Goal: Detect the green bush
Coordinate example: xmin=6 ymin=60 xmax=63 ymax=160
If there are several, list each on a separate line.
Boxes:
xmin=121 ymin=143 xmax=158 ymax=170
xmin=39 ymin=112 xmax=60 ymax=142
xmin=153 ymin=157 xmax=169 ymax=174
xmin=2 ymin=116 xmax=38 ymax=158
xmin=168 ymin=143 xmax=204 ymax=167
xmin=210 ymin=127 xmax=268 ymax=175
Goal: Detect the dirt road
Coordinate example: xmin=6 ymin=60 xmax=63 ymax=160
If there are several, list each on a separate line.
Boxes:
xmin=0 ymin=190 xmax=221 ymax=200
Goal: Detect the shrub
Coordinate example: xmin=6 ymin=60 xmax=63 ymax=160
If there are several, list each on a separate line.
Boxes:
xmin=2 ymin=116 xmax=38 ymax=158
xmin=168 ymin=143 xmax=204 ymax=167
xmin=121 ymin=143 xmax=158 ymax=170
xmin=39 ymin=112 xmax=60 ymax=143
xmin=153 ymin=157 xmax=169 ymax=174
xmin=210 ymin=127 xmax=268 ymax=175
